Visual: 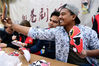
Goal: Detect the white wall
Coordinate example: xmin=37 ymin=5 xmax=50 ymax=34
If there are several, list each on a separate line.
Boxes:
xmin=9 ymin=0 xmax=68 ymax=28
xmin=9 ymin=0 xmax=99 ymax=28
xmin=67 ymin=0 xmax=99 ymax=27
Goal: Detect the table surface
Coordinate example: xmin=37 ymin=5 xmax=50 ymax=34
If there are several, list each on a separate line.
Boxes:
xmin=2 ymin=47 xmax=77 ymax=66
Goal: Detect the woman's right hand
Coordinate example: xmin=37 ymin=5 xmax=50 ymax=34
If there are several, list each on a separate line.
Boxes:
xmin=0 ymin=17 xmax=13 ymax=28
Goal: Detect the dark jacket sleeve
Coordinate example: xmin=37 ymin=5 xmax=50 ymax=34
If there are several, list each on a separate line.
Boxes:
xmin=7 ymin=43 xmax=19 ymax=50
xmin=29 ymin=40 xmax=43 ymax=53
xmin=0 ymin=28 xmax=5 ymax=40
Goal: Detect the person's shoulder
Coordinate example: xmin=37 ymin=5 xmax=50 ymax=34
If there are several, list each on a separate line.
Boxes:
xmin=51 ymin=26 xmax=64 ymax=32
xmin=79 ymin=25 xmax=97 ymax=34
xmin=54 ymin=26 xmax=63 ymax=30
xmin=78 ymin=24 xmax=92 ymax=30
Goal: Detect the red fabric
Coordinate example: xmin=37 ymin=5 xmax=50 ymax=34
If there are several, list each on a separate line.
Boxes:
xmin=92 ymin=16 xmax=94 ymax=24
xmin=27 ymin=48 xmax=41 ymax=55
xmin=95 ymin=14 xmax=99 ymax=34
xmin=19 ymin=36 xmax=22 ymax=41
xmin=25 ymin=37 xmax=41 ymax=55
xmin=25 ymin=37 xmax=33 ymax=44
xmin=34 ymin=51 xmax=41 ymax=55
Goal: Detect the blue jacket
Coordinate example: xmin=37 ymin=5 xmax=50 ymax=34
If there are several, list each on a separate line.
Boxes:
xmin=29 ymin=39 xmax=55 ymax=59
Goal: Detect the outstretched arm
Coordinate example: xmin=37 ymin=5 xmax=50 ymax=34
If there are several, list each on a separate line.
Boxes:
xmin=11 ymin=24 xmax=30 ymax=36
xmin=1 ymin=18 xmax=30 ymax=36
xmin=1 ymin=18 xmax=55 ymax=40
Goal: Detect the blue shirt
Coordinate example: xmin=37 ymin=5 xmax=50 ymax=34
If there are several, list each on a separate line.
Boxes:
xmin=28 ymin=25 xmax=99 ymax=65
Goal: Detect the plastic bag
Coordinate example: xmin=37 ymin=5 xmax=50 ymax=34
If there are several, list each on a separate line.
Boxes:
xmin=0 ymin=51 xmax=22 ymax=66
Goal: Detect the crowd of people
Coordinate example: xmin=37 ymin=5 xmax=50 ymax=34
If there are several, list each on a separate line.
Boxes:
xmin=0 ymin=3 xmax=99 ymax=66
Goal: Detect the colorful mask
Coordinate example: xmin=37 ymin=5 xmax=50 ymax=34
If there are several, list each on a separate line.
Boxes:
xmin=69 ymin=26 xmax=83 ymax=54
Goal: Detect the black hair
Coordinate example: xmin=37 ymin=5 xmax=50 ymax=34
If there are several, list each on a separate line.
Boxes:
xmin=20 ymin=20 xmax=31 ymax=27
xmin=50 ymin=10 xmax=60 ymax=18
xmin=69 ymin=10 xmax=81 ymax=24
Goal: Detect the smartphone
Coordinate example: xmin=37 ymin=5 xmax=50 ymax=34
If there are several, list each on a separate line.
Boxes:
xmin=2 ymin=3 xmax=8 ymax=19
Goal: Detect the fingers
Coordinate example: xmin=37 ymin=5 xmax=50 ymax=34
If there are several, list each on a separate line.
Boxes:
xmin=76 ymin=50 xmax=87 ymax=58
xmin=0 ymin=17 xmax=12 ymax=27
xmin=6 ymin=18 xmax=12 ymax=24
xmin=1 ymin=18 xmax=8 ymax=26
xmin=1 ymin=18 xmax=7 ymax=23
xmin=1 ymin=19 xmax=12 ymax=28
xmin=21 ymin=43 xmax=27 ymax=47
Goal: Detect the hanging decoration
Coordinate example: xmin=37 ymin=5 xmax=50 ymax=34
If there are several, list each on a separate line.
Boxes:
xmin=81 ymin=0 xmax=91 ymax=14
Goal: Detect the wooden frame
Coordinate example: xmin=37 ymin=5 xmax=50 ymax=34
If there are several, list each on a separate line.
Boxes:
xmin=0 ymin=0 xmax=9 ymax=15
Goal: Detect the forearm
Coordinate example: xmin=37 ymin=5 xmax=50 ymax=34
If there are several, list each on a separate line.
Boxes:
xmin=86 ymin=49 xmax=99 ymax=57
xmin=7 ymin=43 xmax=19 ymax=49
xmin=12 ymin=24 xmax=30 ymax=36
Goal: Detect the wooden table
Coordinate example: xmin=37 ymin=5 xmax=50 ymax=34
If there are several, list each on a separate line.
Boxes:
xmin=2 ymin=47 xmax=77 ymax=66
